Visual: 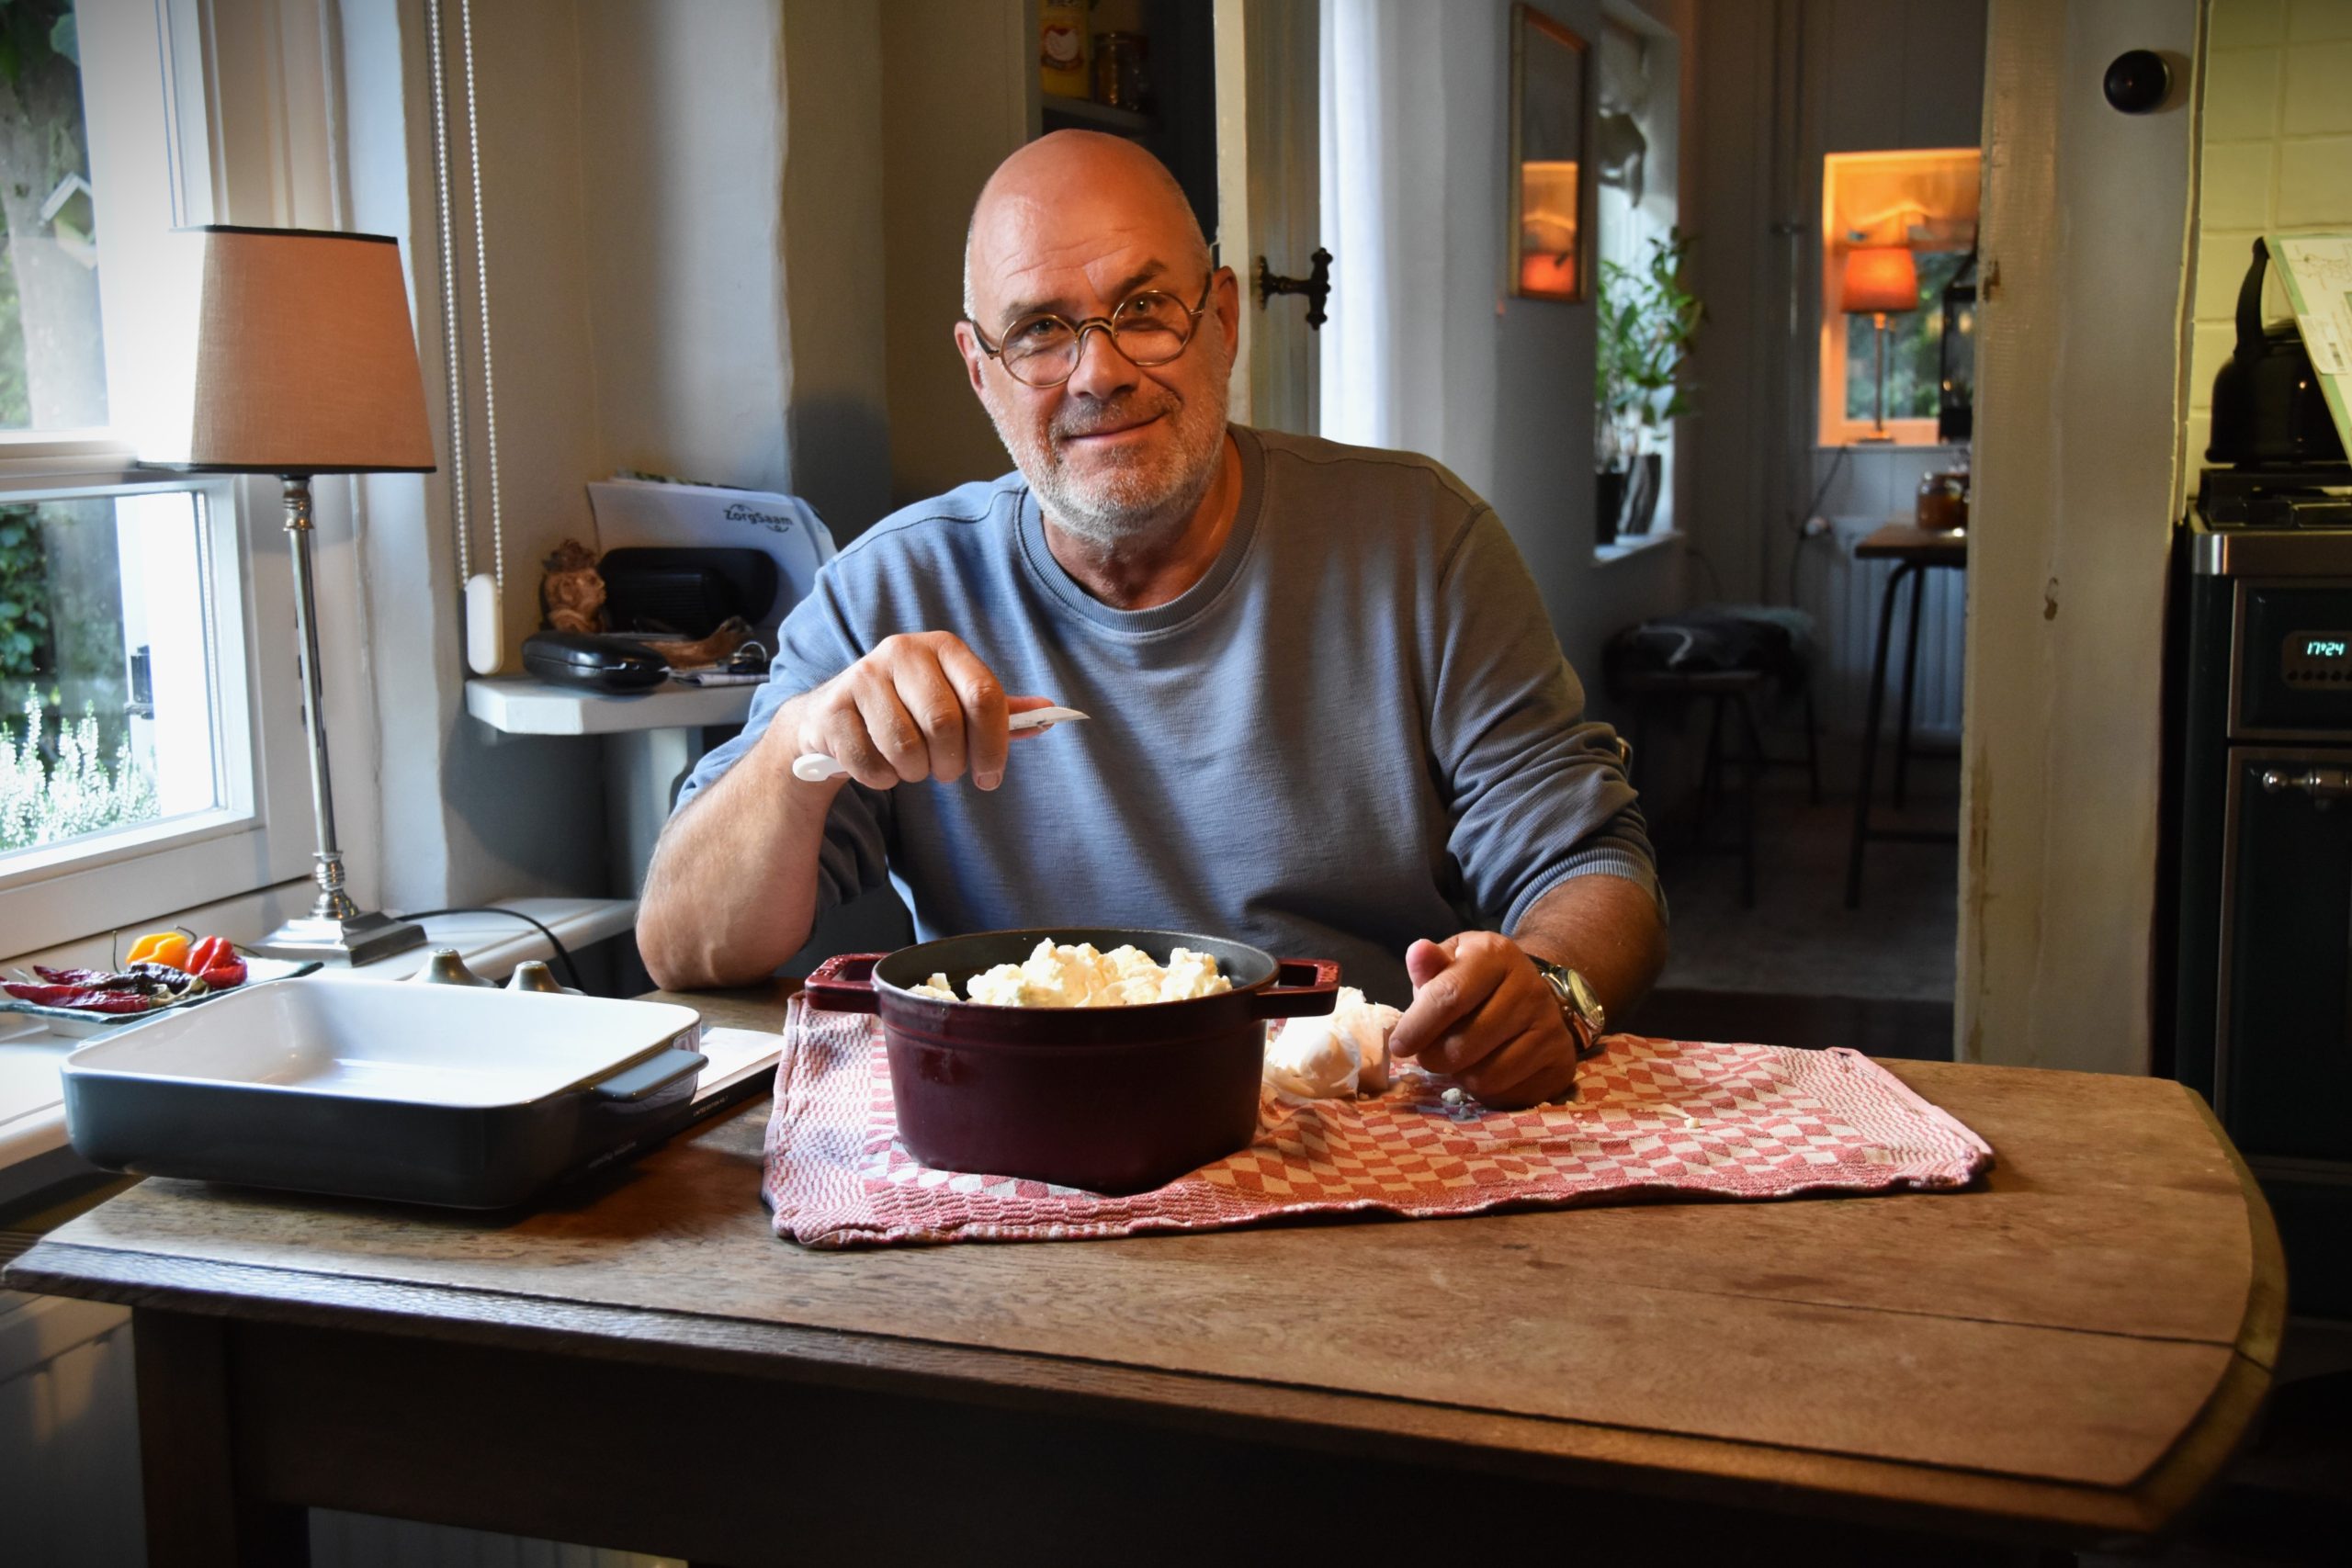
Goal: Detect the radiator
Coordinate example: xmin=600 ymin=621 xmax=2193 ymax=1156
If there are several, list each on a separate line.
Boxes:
xmin=1794 ymin=519 xmax=1968 ymax=740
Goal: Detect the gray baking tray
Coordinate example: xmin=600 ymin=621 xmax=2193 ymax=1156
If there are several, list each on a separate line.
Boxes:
xmin=62 ymin=979 xmax=706 ymax=1208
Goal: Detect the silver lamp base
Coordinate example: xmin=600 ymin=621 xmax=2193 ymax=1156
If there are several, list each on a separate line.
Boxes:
xmin=249 ymin=910 xmax=427 ymax=966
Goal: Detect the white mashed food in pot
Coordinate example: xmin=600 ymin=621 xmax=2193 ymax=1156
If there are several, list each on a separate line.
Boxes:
xmin=906 ymin=939 xmax=1233 ymax=1007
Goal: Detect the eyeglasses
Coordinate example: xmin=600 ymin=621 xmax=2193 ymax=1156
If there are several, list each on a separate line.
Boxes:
xmin=966 ymin=275 xmax=1216 ymax=389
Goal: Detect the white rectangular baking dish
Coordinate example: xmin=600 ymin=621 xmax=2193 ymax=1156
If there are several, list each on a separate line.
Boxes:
xmin=62 ymin=979 xmax=706 ymax=1207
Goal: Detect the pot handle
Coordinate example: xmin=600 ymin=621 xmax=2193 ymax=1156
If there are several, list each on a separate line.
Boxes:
xmin=804 ymin=953 xmax=887 ymax=1014
xmin=592 ymin=1046 xmax=707 ymax=1102
xmin=1250 ymin=958 xmax=1341 ymax=1019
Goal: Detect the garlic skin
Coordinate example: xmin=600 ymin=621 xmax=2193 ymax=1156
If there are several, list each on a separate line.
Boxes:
xmin=1263 ymin=987 xmax=1403 ymax=1100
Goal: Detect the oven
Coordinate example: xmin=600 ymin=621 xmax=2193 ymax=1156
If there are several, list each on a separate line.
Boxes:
xmin=2173 ymin=521 xmax=2352 ymax=1317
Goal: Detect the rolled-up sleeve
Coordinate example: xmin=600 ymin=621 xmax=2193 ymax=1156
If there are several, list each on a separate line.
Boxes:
xmin=668 ymin=571 xmax=894 ymax=913
xmin=1426 ymin=510 xmax=1662 ymax=928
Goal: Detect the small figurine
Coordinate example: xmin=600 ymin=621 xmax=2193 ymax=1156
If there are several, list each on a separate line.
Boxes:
xmin=540 ymin=539 xmax=605 ymax=635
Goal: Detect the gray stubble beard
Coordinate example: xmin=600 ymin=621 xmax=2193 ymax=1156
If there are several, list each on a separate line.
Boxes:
xmin=985 ymin=355 xmax=1233 ymax=555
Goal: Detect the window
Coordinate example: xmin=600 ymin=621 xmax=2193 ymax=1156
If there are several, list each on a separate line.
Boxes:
xmin=1818 ymin=149 xmax=1982 ymax=446
xmin=1 ymin=486 xmax=245 ymax=864
xmin=1593 ymin=8 xmax=1682 ymax=539
xmin=0 ymin=1 xmax=311 ymax=956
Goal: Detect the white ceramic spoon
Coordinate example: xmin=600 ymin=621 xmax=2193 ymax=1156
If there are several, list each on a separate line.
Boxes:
xmin=790 ymin=706 xmax=1090 ymax=783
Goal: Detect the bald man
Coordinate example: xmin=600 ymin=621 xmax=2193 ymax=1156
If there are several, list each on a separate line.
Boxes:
xmin=638 ymin=132 xmax=1665 ymax=1110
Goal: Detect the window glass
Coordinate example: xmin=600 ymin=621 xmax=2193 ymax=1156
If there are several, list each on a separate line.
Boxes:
xmin=1842 ymin=249 xmax=1972 ymax=423
xmin=0 ymin=491 xmax=220 ymax=859
xmin=0 ymin=5 xmax=108 ymax=431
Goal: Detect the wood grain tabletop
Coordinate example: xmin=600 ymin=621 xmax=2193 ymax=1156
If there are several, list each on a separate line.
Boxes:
xmin=5 ymin=981 xmax=2282 ymax=1543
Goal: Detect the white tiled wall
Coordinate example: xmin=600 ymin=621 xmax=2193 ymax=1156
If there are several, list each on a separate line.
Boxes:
xmin=2187 ymin=0 xmax=2352 ymax=459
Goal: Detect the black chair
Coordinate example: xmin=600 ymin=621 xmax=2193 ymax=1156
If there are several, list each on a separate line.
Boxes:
xmin=1608 ymin=608 xmax=1820 ymax=909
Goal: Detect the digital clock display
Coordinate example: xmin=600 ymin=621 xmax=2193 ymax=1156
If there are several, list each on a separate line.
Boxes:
xmin=2282 ymin=631 xmax=2352 ymax=684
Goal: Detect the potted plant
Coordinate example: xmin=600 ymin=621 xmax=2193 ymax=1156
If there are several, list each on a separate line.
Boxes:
xmin=1595 ymin=231 xmax=1702 ymax=542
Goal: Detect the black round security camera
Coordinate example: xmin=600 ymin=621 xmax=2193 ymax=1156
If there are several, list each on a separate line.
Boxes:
xmin=2103 ymin=50 xmax=2170 ymax=113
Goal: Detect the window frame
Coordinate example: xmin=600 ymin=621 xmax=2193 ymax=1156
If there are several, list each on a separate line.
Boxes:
xmin=1815 ymin=148 xmax=1982 ymax=449
xmin=0 ymin=460 xmax=312 ymax=957
xmin=0 ymin=0 xmax=323 ymax=954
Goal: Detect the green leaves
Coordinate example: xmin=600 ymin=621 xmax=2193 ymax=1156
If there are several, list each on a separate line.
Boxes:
xmin=1595 ymin=229 xmax=1703 ymax=467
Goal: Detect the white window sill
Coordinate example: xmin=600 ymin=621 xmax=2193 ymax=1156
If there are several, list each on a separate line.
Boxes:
xmin=466 ymin=676 xmax=759 ymax=737
xmin=1594 ymin=529 xmax=1682 ymax=566
xmin=0 ymin=897 xmax=638 ymax=1178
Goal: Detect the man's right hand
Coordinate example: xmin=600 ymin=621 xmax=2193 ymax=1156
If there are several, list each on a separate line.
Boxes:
xmin=772 ymin=631 xmax=1051 ymax=792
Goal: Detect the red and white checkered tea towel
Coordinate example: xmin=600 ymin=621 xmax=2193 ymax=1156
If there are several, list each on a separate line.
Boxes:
xmin=761 ymin=997 xmax=1994 ymax=1248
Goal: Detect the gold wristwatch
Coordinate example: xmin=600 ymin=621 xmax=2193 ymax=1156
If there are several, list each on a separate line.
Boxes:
xmin=1529 ymin=955 xmax=1607 ymax=1057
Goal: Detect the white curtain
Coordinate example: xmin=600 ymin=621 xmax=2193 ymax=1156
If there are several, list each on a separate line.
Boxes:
xmin=1317 ymin=0 xmax=1457 ymax=457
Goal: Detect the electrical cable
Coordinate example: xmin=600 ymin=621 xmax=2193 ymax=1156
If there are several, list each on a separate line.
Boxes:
xmin=1785 ymin=443 xmax=1853 ymax=606
xmin=392 ymin=908 xmax=583 ymax=989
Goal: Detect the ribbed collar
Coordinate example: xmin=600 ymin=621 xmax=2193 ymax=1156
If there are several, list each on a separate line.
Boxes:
xmin=1015 ymin=425 xmax=1266 ymax=637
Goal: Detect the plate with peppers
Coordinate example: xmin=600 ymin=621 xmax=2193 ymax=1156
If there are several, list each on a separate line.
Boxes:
xmin=3 ymin=932 xmax=321 ymax=1037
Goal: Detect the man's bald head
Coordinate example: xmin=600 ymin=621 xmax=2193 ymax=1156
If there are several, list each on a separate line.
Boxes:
xmin=962 ymin=131 xmax=1209 ymax=320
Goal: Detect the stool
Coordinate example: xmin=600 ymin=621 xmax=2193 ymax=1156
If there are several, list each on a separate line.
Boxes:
xmin=1842 ymin=524 xmax=1968 ymax=908
xmin=1623 ymin=667 xmax=1820 ymax=909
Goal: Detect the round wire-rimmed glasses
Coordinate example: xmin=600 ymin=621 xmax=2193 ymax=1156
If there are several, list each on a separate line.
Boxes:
xmin=966 ymin=275 xmax=1216 ymax=389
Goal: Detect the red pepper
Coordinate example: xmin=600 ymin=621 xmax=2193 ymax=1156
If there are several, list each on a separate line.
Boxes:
xmin=30 ymin=965 xmax=140 ymax=989
xmin=55 ymin=990 xmax=164 ymax=1013
xmin=188 ymin=937 xmax=235 ymax=976
xmin=2 ymin=982 xmax=158 ymax=1012
xmin=198 ymin=959 xmax=247 ymax=989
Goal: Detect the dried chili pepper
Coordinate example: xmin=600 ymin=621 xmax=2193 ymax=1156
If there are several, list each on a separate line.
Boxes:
xmin=30 ymin=965 xmax=141 ymax=989
xmin=2 ymin=982 xmax=160 ymax=1012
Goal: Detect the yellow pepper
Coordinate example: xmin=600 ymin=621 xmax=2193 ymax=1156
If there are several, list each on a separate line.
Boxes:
xmin=127 ymin=931 xmax=192 ymax=970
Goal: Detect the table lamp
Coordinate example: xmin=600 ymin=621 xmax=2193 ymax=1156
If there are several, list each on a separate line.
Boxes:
xmin=136 ymin=226 xmax=437 ymax=964
xmin=1840 ymin=244 xmax=1918 ymax=441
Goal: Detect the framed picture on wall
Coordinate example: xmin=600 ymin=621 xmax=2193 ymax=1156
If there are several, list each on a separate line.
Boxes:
xmin=1510 ymin=5 xmax=1591 ymax=302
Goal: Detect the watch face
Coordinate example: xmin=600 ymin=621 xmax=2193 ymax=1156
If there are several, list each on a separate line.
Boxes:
xmin=1564 ymin=967 xmax=1602 ymax=1026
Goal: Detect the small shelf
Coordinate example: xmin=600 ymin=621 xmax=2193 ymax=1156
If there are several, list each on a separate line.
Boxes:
xmin=1593 ymin=529 xmax=1683 ymax=566
xmin=465 ymin=676 xmax=757 ymax=737
xmin=1041 ymin=93 xmax=1154 ymax=134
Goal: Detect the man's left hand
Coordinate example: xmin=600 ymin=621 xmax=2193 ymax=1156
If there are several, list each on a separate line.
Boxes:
xmin=1386 ymin=931 xmax=1579 ymax=1109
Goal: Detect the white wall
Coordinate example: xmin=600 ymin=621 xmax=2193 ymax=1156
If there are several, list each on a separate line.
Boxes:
xmin=1957 ymin=0 xmax=2199 ymax=1074
xmin=780 ymin=0 xmax=894 ymax=531
xmin=877 ymin=0 xmax=1031 ymax=510
xmin=342 ymin=0 xmax=906 ymax=908
xmin=2185 ymin=0 xmax=2352 ymax=463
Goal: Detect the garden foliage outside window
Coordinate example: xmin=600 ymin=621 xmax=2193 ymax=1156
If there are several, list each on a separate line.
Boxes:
xmin=0 ymin=5 xmax=229 ymax=866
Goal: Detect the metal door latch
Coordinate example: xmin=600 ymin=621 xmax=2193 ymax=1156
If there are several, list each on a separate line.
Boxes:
xmin=2260 ymin=766 xmax=2352 ymax=805
xmin=1255 ymin=248 xmax=1332 ymax=329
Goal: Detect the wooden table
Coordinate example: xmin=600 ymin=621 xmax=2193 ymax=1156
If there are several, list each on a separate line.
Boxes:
xmin=5 ymin=984 xmax=2281 ymax=1566
xmin=1846 ymin=522 xmax=1970 ymax=908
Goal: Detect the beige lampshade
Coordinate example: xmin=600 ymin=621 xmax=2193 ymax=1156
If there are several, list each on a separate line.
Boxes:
xmin=1839 ymin=245 xmax=1919 ymax=316
xmin=135 ymin=226 xmax=435 ymax=475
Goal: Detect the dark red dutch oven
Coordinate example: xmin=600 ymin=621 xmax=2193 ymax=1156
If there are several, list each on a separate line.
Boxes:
xmin=804 ymin=928 xmax=1339 ymax=1195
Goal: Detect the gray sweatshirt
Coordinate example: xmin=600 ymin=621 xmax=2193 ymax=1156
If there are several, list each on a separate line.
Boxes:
xmin=674 ymin=425 xmax=1656 ymax=1004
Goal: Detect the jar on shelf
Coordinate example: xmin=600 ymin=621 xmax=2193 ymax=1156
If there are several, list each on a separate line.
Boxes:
xmin=1093 ymin=31 xmax=1148 ymax=112
xmin=1916 ymin=467 xmax=1970 ymax=532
